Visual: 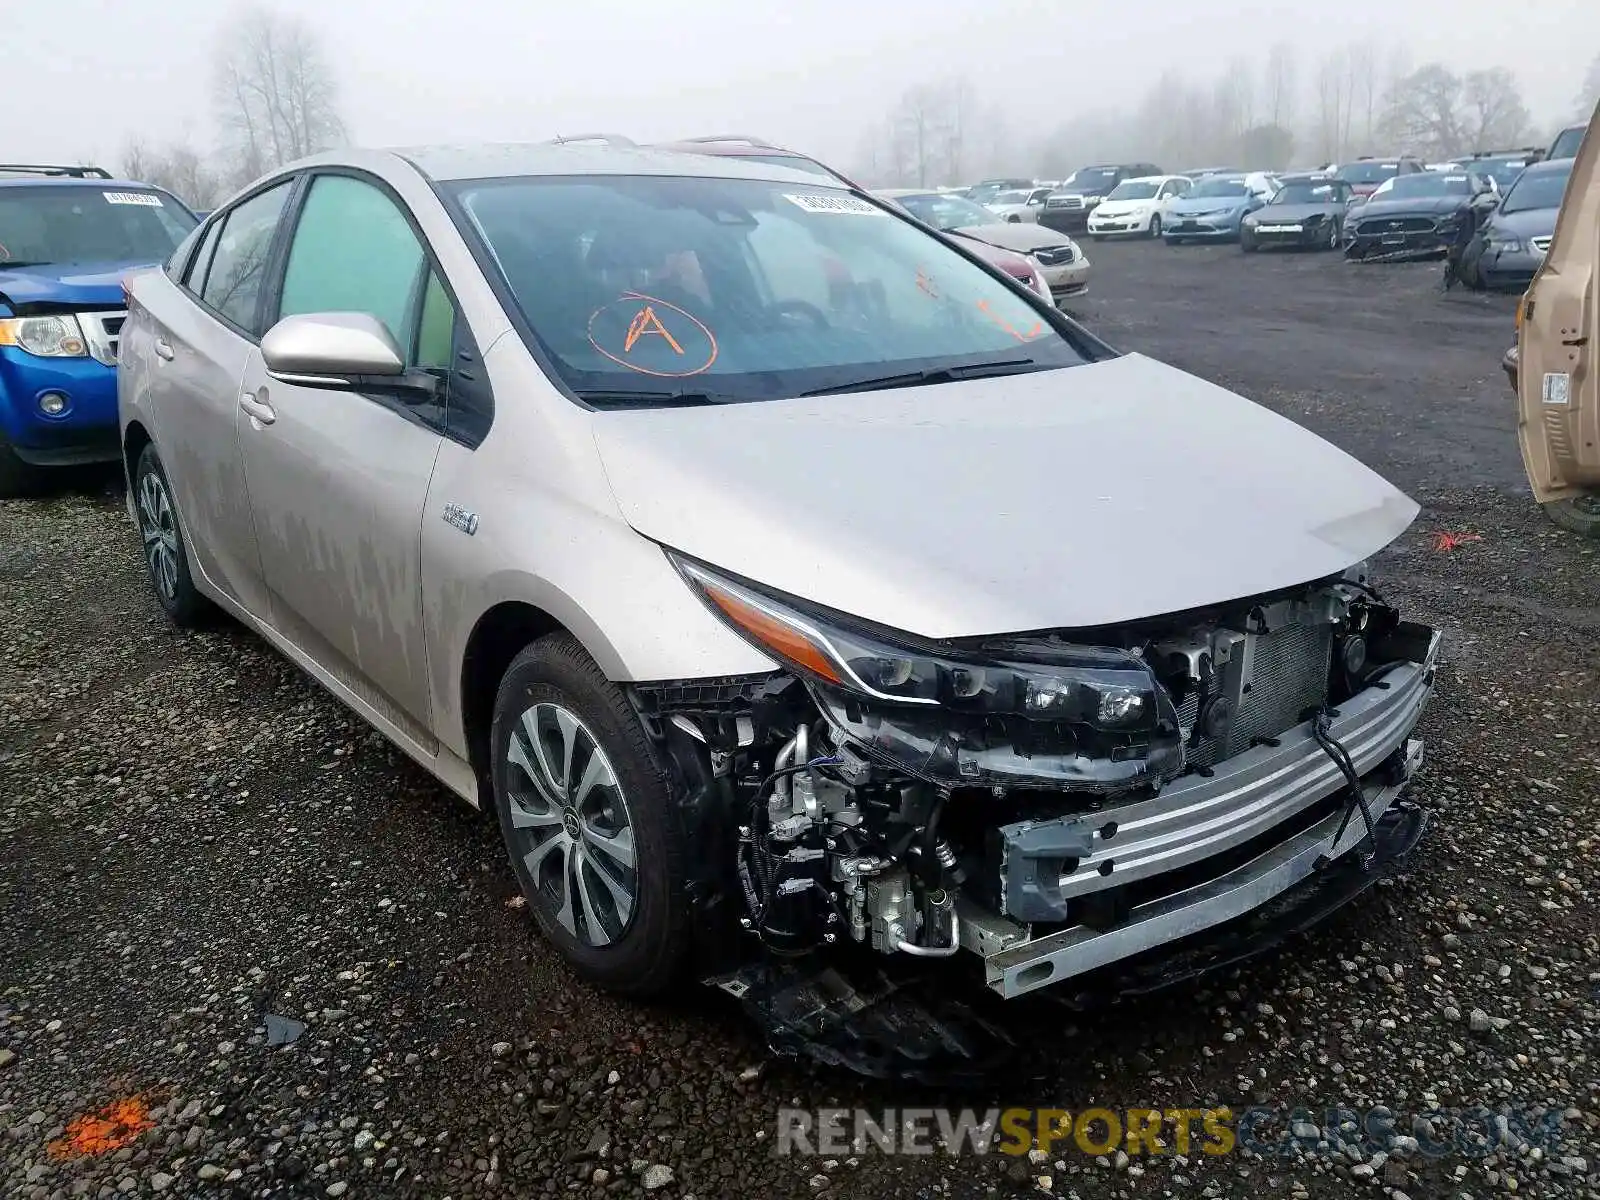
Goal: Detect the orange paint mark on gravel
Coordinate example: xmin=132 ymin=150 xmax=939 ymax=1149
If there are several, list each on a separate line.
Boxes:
xmin=46 ymin=1096 xmax=153 ymax=1160
xmin=1431 ymin=530 xmax=1484 ymax=552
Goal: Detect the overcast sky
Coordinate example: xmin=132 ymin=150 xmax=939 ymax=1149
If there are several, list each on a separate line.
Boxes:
xmin=12 ymin=0 xmax=1597 ymax=171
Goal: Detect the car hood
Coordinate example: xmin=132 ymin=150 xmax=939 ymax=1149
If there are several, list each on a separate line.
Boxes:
xmin=590 ymin=354 xmax=1417 ymax=638
xmin=0 ymin=261 xmax=142 ymax=309
xmin=1487 ymin=206 xmax=1559 ymax=238
xmin=1356 ymin=196 xmax=1464 ymax=220
xmin=1169 ymin=196 xmax=1247 ymax=215
xmin=1091 ymin=199 xmax=1155 ymax=217
xmin=952 ymin=223 xmax=1076 ymax=254
xmin=1253 ymin=202 xmax=1340 ymax=221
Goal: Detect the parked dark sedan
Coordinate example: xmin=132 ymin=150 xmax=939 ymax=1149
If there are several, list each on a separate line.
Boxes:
xmin=1466 ymin=158 xmax=1574 ymax=291
xmin=1240 ymin=174 xmax=1354 ymax=251
xmin=1344 ymin=170 xmax=1496 ymax=261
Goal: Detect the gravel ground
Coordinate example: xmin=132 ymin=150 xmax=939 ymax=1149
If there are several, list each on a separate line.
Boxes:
xmin=2 ymin=240 xmax=1596 ymax=1200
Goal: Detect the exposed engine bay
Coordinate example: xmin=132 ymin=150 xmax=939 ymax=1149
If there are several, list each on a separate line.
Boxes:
xmin=631 ymin=559 xmax=1440 ymax=1074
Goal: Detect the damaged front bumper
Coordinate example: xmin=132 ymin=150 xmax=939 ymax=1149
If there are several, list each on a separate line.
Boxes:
xmin=971 ymin=630 xmax=1437 ymax=997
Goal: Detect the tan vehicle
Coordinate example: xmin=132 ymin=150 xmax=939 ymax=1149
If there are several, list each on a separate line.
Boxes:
xmin=1517 ymin=103 xmax=1599 ymax=536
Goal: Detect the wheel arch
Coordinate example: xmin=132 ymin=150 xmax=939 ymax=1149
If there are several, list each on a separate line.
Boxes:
xmin=459 ymin=599 xmax=568 ymax=801
xmin=122 ymin=418 xmax=153 ymax=489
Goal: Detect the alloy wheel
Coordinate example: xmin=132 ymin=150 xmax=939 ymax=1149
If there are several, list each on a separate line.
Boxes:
xmin=136 ymin=470 xmax=180 ymax=603
xmin=504 ymin=702 xmax=638 ymax=947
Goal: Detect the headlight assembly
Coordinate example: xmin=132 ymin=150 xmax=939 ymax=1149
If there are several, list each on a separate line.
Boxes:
xmin=0 ymin=314 xmax=87 ymax=358
xmin=673 ymin=555 xmax=1185 ymax=789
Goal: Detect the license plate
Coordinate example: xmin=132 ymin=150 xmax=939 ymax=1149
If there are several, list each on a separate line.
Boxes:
xmin=1257 ymin=224 xmax=1302 ymax=234
xmin=1177 ymin=222 xmax=1197 ymax=231
xmin=1381 ymin=234 xmax=1407 ymax=246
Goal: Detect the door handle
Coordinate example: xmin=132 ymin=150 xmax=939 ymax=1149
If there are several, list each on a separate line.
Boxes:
xmin=239 ymin=391 xmax=276 ymax=425
xmin=153 ymin=338 xmax=175 ymax=361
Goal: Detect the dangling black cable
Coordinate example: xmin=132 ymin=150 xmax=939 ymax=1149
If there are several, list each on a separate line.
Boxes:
xmin=1312 ymin=706 xmax=1378 ymax=869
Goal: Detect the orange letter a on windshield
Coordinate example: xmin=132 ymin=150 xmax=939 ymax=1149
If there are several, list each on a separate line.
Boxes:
xmin=624 ymin=305 xmax=685 ymax=355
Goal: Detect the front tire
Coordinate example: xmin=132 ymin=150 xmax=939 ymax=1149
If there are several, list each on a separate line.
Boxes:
xmin=0 ymin=436 xmax=43 ymax=500
xmin=1148 ymin=214 xmax=1162 ymax=239
xmin=1326 ymin=220 xmax=1341 ymax=251
xmin=490 ymin=634 xmax=691 ymax=996
xmin=133 ymin=445 xmax=209 ymax=627
xmin=1542 ymin=493 xmax=1600 ymax=539
xmin=1240 ymin=229 xmax=1257 ymax=253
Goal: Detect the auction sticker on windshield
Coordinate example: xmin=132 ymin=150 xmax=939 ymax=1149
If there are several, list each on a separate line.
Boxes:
xmin=103 ymin=192 xmax=163 ymax=206
xmin=783 ymin=194 xmax=882 ymax=216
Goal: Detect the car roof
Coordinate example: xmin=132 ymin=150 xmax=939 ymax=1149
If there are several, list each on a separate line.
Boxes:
xmin=1276 ymin=172 xmax=1339 ymax=184
xmin=369 ymin=143 xmax=837 ymax=185
xmin=0 ymin=174 xmax=171 ymax=192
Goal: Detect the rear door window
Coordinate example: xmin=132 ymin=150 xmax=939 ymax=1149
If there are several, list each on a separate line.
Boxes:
xmin=202 ymin=181 xmax=293 ymax=333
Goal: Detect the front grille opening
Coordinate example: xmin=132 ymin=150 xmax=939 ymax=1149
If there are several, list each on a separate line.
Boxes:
xmin=1176 ymin=621 xmax=1333 ymax=769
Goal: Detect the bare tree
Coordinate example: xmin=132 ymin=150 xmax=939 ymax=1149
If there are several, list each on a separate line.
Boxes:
xmin=120 ymin=138 xmax=224 ymax=208
xmin=1346 ymin=39 xmax=1382 ymax=154
xmin=1263 ymin=43 xmax=1297 ymax=132
xmin=1314 ymin=48 xmax=1352 ymax=162
xmin=1462 ymin=68 xmax=1532 ymax=149
xmin=213 ymin=9 xmax=345 ymax=186
xmin=1380 ymin=64 xmax=1467 ymax=158
xmin=1580 ymin=52 xmax=1600 ymax=119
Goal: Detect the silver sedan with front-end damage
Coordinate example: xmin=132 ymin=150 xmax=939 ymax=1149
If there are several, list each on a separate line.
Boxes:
xmin=117 ymin=140 xmax=1441 ymax=1075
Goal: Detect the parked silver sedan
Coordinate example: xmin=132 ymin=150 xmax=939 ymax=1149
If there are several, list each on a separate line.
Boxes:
xmin=117 ymin=143 xmax=1440 ymax=1033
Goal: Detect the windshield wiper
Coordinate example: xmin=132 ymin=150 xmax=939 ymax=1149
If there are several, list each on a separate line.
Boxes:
xmin=801 ymin=358 xmax=1041 ymax=398
xmin=0 ymin=261 xmax=44 ymax=270
xmin=575 ymin=387 xmax=739 ymax=410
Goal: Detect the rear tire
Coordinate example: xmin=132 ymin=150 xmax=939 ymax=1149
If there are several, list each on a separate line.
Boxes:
xmin=1542 ymin=494 xmax=1600 ymax=539
xmin=133 ymin=445 xmax=210 ymax=627
xmin=490 ymin=633 xmax=692 ymax=997
xmin=0 ymin=436 xmax=43 ymax=500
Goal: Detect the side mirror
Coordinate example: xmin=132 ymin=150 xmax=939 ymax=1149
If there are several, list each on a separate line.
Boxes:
xmin=261 ymin=312 xmax=435 ymax=397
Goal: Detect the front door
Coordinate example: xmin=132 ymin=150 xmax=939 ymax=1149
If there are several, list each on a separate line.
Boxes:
xmin=236 ymin=172 xmax=455 ymax=737
xmin=1518 ymin=108 xmax=1597 ymax=506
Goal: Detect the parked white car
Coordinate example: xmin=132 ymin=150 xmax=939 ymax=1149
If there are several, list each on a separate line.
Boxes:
xmin=985 ymin=186 xmax=1053 ymax=223
xmin=1085 ymin=175 xmax=1193 ymax=239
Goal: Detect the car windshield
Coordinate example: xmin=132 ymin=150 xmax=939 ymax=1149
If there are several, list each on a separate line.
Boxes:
xmin=450 ymin=175 xmax=1092 ymax=406
xmin=1475 ymin=158 xmax=1529 ymax=187
xmin=1063 ymin=167 xmax=1120 ymax=189
xmin=1549 ymin=127 xmax=1585 ymax=159
xmin=0 ymin=185 xmax=196 ymax=267
xmin=1336 ymin=162 xmax=1401 ymax=184
xmin=1187 ymin=178 xmax=1249 ymax=198
xmin=1272 ymin=181 xmax=1338 ymax=204
xmin=966 ymin=182 xmax=1023 ymax=204
xmin=894 ymin=192 xmax=997 ymax=231
xmin=1106 ymin=180 xmax=1159 ymax=201
xmin=1383 ymin=173 xmax=1472 ymax=198
xmin=1500 ymin=165 xmax=1573 ymax=214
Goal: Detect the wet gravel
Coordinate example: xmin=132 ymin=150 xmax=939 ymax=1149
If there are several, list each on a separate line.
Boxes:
xmin=2 ymin=241 xmax=1597 ymax=1199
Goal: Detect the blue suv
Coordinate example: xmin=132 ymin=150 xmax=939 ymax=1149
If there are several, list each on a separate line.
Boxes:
xmin=1 ymin=164 xmax=198 ymax=496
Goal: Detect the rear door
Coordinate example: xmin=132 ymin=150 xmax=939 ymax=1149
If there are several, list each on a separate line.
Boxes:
xmin=234 ymin=170 xmax=452 ymax=739
xmin=140 ymin=178 xmax=296 ymax=618
xmin=1518 ymin=111 xmax=1598 ymax=503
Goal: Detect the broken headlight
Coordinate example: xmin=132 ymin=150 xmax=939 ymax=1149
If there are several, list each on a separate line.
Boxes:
xmin=673 ymin=555 xmax=1183 ymax=789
